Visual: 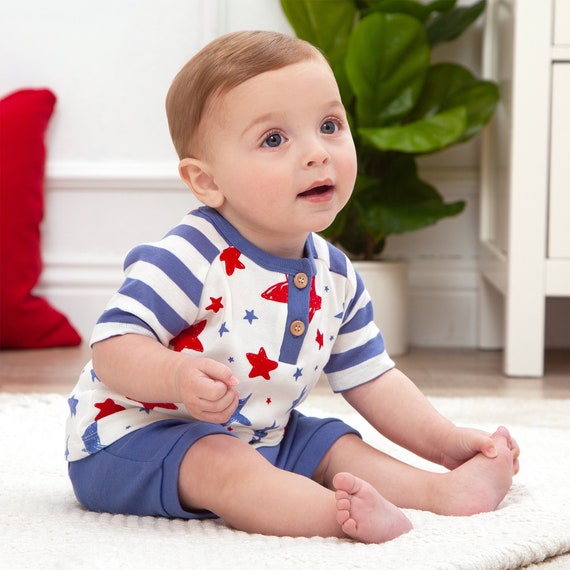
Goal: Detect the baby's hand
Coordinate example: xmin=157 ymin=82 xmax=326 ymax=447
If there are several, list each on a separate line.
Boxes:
xmin=442 ymin=426 xmax=520 ymax=474
xmin=174 ymin=356 xmax=239 ymax=424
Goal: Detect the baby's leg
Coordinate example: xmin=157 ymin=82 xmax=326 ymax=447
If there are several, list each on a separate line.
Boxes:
xmin=333 ymin=472 xmax=413 ymax=543
xmin=178 ymin=433 xmax=348 ymax=539
xmin=316 ymin=428 xmax=515 ymax=517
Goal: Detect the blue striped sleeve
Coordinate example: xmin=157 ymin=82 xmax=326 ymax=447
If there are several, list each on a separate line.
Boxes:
xmin=124 ymin=245 xmax=203 ymax=307
xmin=165 ymin=225 xmax=220 ymax=263
xmin=324 ymin=332 xmax=385 ymax=376
xmin=96 ymin=278 xmax=189 ymax=337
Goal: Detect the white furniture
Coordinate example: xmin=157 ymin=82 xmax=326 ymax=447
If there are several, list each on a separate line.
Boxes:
xmin=479 ymin=0 xmax=570 ymax=376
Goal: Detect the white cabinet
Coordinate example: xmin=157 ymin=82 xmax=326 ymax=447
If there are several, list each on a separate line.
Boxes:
xmin=479 ymin=0 xmax=570 ymax=376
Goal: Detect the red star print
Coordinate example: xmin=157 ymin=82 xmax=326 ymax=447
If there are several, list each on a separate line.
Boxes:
xmin=171 ymin=320 xmax=207 ymax=352
xmin=261 ymin=276 xmax=322 ymax=322
xmin=246 ymin=347 xmax=278 ymax=380
xmin=315 ymin=329 xmax=324 ymax=350
xmin=308 ymin=278 xmax=322 ymax=322
xmin=127 ymin=398 xmax=179 ymax=411
xmin=205 ymin=296 xmax=224 ymax=313
xmin=94 ymin=398 xmax=126 ymax=421
xmin=266 ymin=397 xmax=272 ymax=405
xmin=220 ymin=247 xmax=245 ymax=276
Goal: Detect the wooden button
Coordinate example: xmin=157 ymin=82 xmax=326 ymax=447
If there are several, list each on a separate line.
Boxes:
xmin=289 ymin=320 xmax=305 ymax=336
xmin=293 ymin=272 xmax=309 ymax=289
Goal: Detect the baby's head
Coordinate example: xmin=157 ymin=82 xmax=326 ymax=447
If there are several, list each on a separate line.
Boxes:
xmin=166 ymin=30 xmax=327 ymax=160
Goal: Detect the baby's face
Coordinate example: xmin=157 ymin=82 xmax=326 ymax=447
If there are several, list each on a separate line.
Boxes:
xmin=199 ymin=57 xmax=357 ymax=258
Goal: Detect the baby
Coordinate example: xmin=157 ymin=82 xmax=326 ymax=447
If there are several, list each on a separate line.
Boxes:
xmin=65 ymin=30 xmax=519 ymax=543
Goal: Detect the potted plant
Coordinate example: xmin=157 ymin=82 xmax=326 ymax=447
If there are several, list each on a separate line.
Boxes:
xmin=281 ymin=0 xmax=498 ymax=353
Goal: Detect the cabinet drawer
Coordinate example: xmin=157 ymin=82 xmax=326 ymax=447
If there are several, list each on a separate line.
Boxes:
xmin=554 ymin=0 xmax=570 ymax=44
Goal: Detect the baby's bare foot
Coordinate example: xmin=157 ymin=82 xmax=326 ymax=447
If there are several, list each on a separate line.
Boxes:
xmin=333 ymin=472 xmax=413 ymax=543
xmin=440 ymin=426 xmax=515 ymax=516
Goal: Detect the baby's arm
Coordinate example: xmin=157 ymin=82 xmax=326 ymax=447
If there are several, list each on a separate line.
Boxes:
xmin=92 ymin=334 xmax=239 ymax=423
xmin=343 ymin=368 xmax=519 ymax=471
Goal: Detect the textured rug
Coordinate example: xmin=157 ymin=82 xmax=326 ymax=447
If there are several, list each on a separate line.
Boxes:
xmin=1 ymin=392 xmax=569 ymax=569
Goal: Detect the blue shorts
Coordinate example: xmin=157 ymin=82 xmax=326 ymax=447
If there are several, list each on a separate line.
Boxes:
xmin=68 ymin=410 xmax=360 ymax=519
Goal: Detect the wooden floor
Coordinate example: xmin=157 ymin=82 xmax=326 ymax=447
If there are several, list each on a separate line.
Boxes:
xmin=0 ymin=344 xmax=568 ymax=398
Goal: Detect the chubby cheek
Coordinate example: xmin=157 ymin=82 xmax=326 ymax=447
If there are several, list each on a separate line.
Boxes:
xmin=339 ymin=150 xmax=358 ymax=200
xmin=237 ymin=162 xmax=288 ymax=202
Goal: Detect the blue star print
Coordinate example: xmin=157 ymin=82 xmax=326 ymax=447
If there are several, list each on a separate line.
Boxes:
xmin=81 ymin=422 xmax=105 ymax=454
xmin=218 ymin=322 xmax=230 ymax=337
xmin=68 ymin=395 xmax=79 ymax=416
xmin=243 ymin=309 xmax=258 ymax=324
xmin=293 ymin=368 xmax=303 ymax=381
xmin=223 ymin=393 xmax=252 ymax=427
xmin=249 ymin=421 xmax=277 ymax=444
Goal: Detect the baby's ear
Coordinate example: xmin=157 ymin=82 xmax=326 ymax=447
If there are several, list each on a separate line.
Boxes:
xmin=179 ymin=158 xmax=224 ymax=208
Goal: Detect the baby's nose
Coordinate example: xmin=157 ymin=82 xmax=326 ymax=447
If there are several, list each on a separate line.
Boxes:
xmin=304 ymin=142 xmax=330 ymax=167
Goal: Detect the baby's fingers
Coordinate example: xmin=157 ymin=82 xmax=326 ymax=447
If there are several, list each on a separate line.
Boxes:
xmin=199 ymin=389 xmax=239 ymax=423
xmin=199 ymin=358 xmax=239 ymax=389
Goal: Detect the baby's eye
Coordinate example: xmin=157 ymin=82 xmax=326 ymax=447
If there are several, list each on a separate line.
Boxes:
xmin=262 ymin=132 xmax=286 ymax=148
xmin=321 ymin=119 xmax=340 ymax=135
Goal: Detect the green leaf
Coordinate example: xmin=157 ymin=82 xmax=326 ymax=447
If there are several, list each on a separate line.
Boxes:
xmin=426 ymin=0 xmax=486 ymax=46
xmin=345 ymin=12 xmax=430 ymax=126
xmin=363 ymin=0 xmax=431 ymax=21
xmin=355 ymin=156 xmax=465 ymax=236
xmin=426 ymin=0 xmax=456 ymax=13
xmin=363 ymin=0 xmax=457 ymax=21
xmin=410 ymin=63 xmax=499 ymax=142
xmin=358 ymin=107 xmax=466 ymax=153
xmin=280 ymin=0 xmax=356 ymax=62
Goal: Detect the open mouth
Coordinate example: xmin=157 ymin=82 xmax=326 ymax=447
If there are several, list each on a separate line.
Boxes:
xmin=298 ymin=184 xmax=333 ymax=198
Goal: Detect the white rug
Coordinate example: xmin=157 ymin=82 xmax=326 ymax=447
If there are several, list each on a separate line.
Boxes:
xmin=1 ymin=392 xmax=569 ymax=570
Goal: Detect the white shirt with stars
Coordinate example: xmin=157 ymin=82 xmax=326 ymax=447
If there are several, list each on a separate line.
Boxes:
xmin=65 ymin=207 xmax=394 ymax=462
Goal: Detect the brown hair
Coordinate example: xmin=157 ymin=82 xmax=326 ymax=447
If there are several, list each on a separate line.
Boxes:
xmin=165 ymin=30 xmax=325 ymax=159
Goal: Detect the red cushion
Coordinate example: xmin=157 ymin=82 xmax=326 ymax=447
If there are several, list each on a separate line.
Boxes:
xmin=0 ymin=88 xmax=81 ymax=348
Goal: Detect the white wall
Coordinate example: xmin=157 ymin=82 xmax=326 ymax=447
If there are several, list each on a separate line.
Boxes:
xmin=2 ymin=0 xmax=566 ymax=348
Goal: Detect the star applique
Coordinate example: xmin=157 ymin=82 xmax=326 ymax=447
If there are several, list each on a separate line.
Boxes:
xmin=261 ymin=275 xmax=322 ymax=322
xmin=246 ymin=347 xmax=278 ymax=380
xmin=171 ymin=320 xmax=207 ymax=352
xmin=205 ymin=296 xmax=224 ymax=313
xmin=315 ymin=329 xmax=324 ymax=350
xmin=94 ymin=398 xmax=126 ymax=421
xmin=220 ymin=247 xmax=245 ymax=276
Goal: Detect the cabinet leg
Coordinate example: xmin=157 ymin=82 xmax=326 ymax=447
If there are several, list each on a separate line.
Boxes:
xmin=478 ymin=276 xmax=503 ymax=350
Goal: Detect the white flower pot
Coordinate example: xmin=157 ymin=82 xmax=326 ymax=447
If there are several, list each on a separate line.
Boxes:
xmin=352 ymin=260 xmax=409 ymax=356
